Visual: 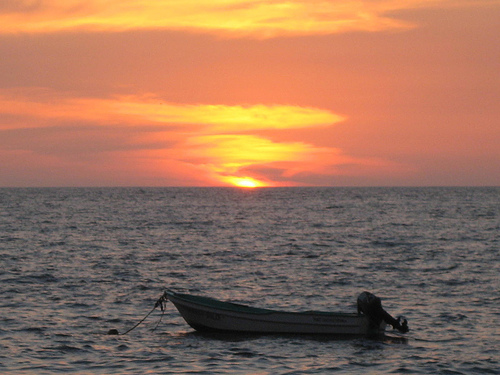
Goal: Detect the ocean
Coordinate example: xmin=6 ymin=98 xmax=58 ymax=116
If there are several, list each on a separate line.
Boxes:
xmin=1 ymin=187 xmax=498 ymax=374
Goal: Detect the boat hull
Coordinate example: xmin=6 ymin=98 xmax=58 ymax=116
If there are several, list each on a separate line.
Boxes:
xmin=165 ymin=291 xmax=385 ymax=336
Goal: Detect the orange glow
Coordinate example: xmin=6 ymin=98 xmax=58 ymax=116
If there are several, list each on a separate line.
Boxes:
xmin=1 ymin=1 xmax=498 ymax=187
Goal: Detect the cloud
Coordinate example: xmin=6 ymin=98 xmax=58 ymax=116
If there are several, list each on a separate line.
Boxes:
xmin=0 ymin=89 xmax=358 ymax=186
xmin=113 ymin=100 xmax=344 ymax=132
xmin=182 ymin=134 xmax=326 ymax=169
xmin=0 ymin=0 xmax=472 ymax=37
xmin=178 ymin=134 xmax=336 ymax=186
xmin=175 ymin=134 xmax=405 ymax=186
xmin=0 ymin=89 xmax=411 ymax=186
xmin=0 ymin=91 xmax=344 ymax=131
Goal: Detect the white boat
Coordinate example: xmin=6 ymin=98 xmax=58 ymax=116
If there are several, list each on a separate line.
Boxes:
xmin=160 ymin=290 xmax=408 ymax=336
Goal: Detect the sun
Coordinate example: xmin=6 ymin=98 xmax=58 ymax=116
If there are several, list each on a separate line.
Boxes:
xmin=225 ymin=176 xmax=267 ymax=188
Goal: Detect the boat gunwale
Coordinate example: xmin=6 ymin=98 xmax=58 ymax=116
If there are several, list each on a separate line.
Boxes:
xmin=165 ymin=290 xmax=362 ymax=318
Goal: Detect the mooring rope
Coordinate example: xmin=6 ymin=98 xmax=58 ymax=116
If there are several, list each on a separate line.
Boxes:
xmin=108 ymin=292 xmax=168 ymax=335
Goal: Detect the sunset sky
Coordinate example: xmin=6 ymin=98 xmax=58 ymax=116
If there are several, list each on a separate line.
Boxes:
xmin=1 ymin=0 xmax=499 ymax=187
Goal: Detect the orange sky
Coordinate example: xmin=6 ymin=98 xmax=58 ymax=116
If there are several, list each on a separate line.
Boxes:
xmin=0 ymin=0 xmax=499 ymax=187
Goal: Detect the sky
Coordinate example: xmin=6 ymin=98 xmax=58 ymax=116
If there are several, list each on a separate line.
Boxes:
xmin=0 ymin=0 xmax=499 ymax=187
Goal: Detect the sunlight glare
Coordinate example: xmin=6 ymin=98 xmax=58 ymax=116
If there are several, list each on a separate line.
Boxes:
xmin=225 ymin=176 xmax=267 ymax=188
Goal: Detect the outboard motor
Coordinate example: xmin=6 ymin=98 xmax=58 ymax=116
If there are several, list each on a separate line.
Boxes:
xmin=357 ymin=291 xmax=408 ymax=333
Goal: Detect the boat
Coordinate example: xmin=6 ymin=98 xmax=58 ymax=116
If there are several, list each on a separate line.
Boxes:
xmin=158 ymin=290 xmax=408 ymax=336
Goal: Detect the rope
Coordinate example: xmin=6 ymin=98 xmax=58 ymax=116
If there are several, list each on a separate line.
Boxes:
xmin=152 ymin=308 xmax=165 ymax=332
xmin=108 ymin=292 xmax=168 ymax=335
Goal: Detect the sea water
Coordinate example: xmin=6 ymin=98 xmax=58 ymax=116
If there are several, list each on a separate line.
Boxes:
xmin=1 ymin=187 xmax=498 ymax=374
